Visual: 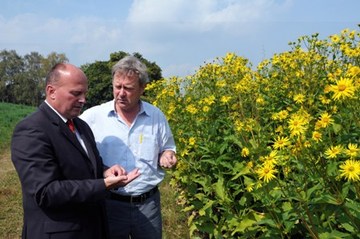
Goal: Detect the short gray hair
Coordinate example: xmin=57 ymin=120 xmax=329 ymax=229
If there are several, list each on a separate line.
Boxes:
xmin=112 ymin=55 xmax=149 ymax=85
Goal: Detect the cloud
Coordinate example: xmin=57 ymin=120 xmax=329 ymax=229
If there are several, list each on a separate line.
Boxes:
xmin=127 ymin=0 xmax=292 ymax=32
xmin=0 ymin=13 xmax=124 ymax=64
xmin=123 ymin=0 xmax=295 ymax=76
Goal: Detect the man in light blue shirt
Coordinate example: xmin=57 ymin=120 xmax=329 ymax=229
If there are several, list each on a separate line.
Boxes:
xmin=80 ymin=55 xmax=177 ymax=239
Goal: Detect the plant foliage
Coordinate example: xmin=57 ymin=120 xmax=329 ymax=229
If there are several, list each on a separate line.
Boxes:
xmin=145 ymin=28 xmax=360 ymax=238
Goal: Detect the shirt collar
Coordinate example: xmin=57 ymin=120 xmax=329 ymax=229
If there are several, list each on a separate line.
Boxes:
xmin=44 ymin=100 xmax=68 ymax=123
xmin=109 ymin=99 xmax=150 ymax=117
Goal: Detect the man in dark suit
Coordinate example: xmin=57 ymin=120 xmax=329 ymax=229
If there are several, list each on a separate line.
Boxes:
xmin=11 ymin=63 xmax=139 ymax=239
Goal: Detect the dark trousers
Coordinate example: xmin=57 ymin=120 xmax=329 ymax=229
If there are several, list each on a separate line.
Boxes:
xmin=106 ymin=190 xmax=162 ymax=239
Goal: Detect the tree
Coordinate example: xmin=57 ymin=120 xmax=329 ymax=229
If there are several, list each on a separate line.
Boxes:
xmin=0 ymin=49 xmax=68 ymax=106
xmin=42 ymin=52 xmax=68 ymax=72
xmin=0 ymin=50 xmax=24 ymax=102
xmin=81 ymin=61 xmax=112 ymax=110
xmin=13 ymin=52 xmax=44 ymax=105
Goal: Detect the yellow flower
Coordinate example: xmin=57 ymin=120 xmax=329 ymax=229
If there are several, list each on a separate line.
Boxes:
xmin=317 ymin=112 xmax=334 ymax=128
xmin=339 ymin=159 xmax=360 ymax=182
xmin=256 ymin=97 xmax=265 ymax=105
xmin=275 ymin=126 xmax=284 ymax=134
xmin=244 ymin=118 xmax=256 ymax=132
xmin=345 ymin=143 xmax=359 ymax=158
xmin=262 ymin=151 xmax=279 ymax=166
xmin=304 ymin=141 xmax=311 ymax=148
xmin=220 ymin=95 xmax=232 ymax=103
xmin=271 ymin=113 xmax=278 ymax=120
xmin=166 ymin=104 xmax=176 ymax=117
xmin=330 ymin=34 xmax=340 ymax=43
xmin=188 ymin=137 xmax=196 ymax=146
xmin=246 ymin=161 xmax=253 ymax=169
xmin=325 ymin=145 xmax=344 ymax=159
xmin=319 ymin=95 xmax=331 ymax=105
xmin=273 ymin=136 xmax=290 ymax=150
xmin=241 ymin=147 xmax=250 ymax=157
xmin=279 ymin=110 xmax=289 ymax=120
xmin=186 ymin=104 xmax=198 ymax=114
xmin=329 ymin=77 xmax=356 ymax=100
xmin=203 ymin=95 xmax=216 ymax=105
xmin=273 ymin=110 xmax=289 ymax=121
xmin=215 ymin=79 xmax=226 ymax=87
xmin=347 ymin=66 xmax=360 ymax=77
xmin=288 ymin=115 xmax=307 ymax=137
xmin=293 ymin=93 xmax=305 ymax=104
xmin=312 ymin=131 xmax=322 ymax=142
xmin=283 ymin=166 xmax=291 ymax=177
xmin=234 ymin=120 xmax=244 ymax=132
xmin=180 ymin=148 xmax=189 ymax=157
xmin=256 ymin=164 xmax=278 ymax=183
xmin=202 ymin=106 xmax=210 ymax=112
xmin=246 ymin=184 xmax=254 ymax=192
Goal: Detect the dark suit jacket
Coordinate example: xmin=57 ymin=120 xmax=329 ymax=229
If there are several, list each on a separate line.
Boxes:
xmin=11 ymin=102 xmax=108 ymax=239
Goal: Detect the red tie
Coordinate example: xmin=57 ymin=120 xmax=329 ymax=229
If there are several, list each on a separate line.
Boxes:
xmin=66 ymin=120 xmax=75 ymax=133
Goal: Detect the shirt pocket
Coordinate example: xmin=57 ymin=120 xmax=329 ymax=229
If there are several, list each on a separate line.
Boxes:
xmin=137 ymin=134 xmax=159 ymax=167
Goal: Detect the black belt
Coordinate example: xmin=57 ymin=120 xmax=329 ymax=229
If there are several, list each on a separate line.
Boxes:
xmin=110 ymin=186 xmax=158 ymax=203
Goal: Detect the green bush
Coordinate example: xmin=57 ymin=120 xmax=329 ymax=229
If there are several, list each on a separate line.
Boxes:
xmin=145 ymin=29 xmax=360 ymax=238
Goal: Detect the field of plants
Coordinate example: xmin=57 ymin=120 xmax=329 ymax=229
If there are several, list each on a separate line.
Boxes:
xmin=144 ymin=28 xmax=360 ymax=238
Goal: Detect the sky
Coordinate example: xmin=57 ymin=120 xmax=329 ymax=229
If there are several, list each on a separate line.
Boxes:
xmin=0 ymin=0 xmax=359 ymax=78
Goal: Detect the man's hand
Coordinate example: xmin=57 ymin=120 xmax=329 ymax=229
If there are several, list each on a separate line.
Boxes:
xmin=103 ymin=165 xmax=140 ymax=189
xmin=159 ymin=150 xmax=177 ymax=169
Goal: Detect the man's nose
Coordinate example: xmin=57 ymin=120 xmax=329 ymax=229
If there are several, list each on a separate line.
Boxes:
xmin=119 ymin=88 xmax=126 ymax=96
xmin=79 ymin=94 xmax=86 ymax=103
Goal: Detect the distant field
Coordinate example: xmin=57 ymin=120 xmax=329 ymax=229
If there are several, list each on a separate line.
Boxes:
xmin=0 ymin=102 xmax=187 ymax=239
xmin=0 ymin=102 xmax=35 ymax=238
xmin=0 ymin=102 xmax=35 ymax=151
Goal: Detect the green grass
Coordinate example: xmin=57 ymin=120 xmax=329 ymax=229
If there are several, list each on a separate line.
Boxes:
xmin=161 ymin=173 xmax=189 ymax=239
xmin=0 ymin=102 xmax=188 ymax=238
xmin=0 ymin=102 xmax=34 ymax=238
xmin=0 ymin=102 xmax=36 ymax=152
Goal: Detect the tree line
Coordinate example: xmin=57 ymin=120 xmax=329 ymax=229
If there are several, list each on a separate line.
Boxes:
xmin=0 ymin=50 xmax=162 ymax=108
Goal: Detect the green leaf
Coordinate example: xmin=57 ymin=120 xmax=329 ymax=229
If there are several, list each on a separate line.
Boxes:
xmin=332 ymin=123 xmax=342 ymax=134
xmin=183 ymin=205 xmax=195 ymax=212
xmin=306 ymin=183 xmax=322 ymax=200
xmin=199 ymin=200 xmax=215 ymax=216
xmin=232 ymin=212 xmax=263 ymax=234
xmin=231 ymin=166 xmax=250 ymax=180
xmin=344 ymin=198 xmax=360 ymax=218
xmin=319 ymin=230 xmax=352 ymax=239
xmin=311 ymin=194 xmax=341 ymax=205
xmin=214 ymin=176 xmax=227 ymax=202
xmin=282 ymin=201 xmax=292 ymax=211
xmin=341 ymin=222 xmax=355 ymax=233
xmin=341 ymin=181 xmax=350 ymax=199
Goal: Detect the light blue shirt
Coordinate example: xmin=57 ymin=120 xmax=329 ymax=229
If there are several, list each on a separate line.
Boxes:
xmin=80 ymin=100 xmax=176 ymax=195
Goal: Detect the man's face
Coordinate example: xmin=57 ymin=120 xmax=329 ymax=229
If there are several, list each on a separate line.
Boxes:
xmin=113 ymin=71 xmax=145 ymax=113
xmin=48 ymin=69 xmax=88 ymax=119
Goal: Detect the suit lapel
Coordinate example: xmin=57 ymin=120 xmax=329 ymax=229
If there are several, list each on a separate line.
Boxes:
xmin=59 ymin=121 xmax=88 ymax=157
xmin=39 ymin=103 xmax=98 ymax=176
xmin=79 ymin=133 xmax=98 ymax=177
xmin=73 ymin=119 xmax=99 ymax=177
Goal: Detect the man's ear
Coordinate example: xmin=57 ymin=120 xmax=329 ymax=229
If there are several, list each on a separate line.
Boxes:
xmin=46 ymin=85 xmax=56 ymax=100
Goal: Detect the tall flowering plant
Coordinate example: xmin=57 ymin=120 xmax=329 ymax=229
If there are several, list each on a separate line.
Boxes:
xmin=145 ymin=28 xmax=360 ymax=238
